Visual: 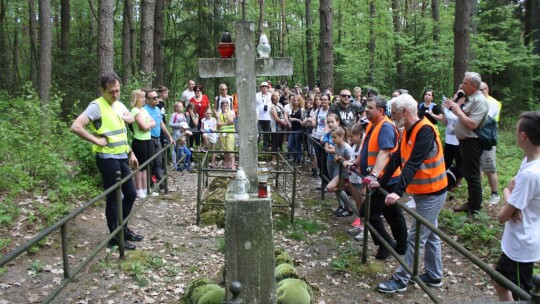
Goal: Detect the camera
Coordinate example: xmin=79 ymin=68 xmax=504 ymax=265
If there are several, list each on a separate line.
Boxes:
xmin=359 ymin=118 xmax=369 ymax=129
xmin=263 ymin=105 xmax=268 ymax=111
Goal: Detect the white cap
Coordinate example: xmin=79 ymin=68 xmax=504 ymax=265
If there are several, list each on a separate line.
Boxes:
xmin=179 ymin=122 xmax=189 ymax=129
xmin=260 ymin=81 xmax=269 ymax=87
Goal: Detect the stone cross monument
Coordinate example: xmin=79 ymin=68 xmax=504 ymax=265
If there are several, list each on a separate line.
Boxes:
xmin=198 ymin=21 xmax=293 ymax=303
xmin=199 ymin=21 xmax=293 ymax=189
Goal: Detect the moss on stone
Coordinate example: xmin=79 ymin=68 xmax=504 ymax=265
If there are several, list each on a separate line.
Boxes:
xmin=275 ymin=249 xmax=294 ymax=266
xmin=275 ymin=263 xmax=298 ymax=281
xmin=180 ymin=277 xmax=214 ymax=304
xmin=191 ymin=284 xmax=224 ymax=304
xmin=276 ymin=278 xmax=311 ymax=304
xmin=200 ymin=209 xmax=225 ymax=228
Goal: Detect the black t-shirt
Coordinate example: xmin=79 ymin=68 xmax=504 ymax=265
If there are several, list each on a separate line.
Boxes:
xmin=328 ymin=102 xmax=364 ymax=128
xmin=418 ymin=102 xmax=442 ymax=125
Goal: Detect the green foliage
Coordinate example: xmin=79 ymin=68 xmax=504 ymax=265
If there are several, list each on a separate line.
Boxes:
xmin=331 ymin=244 xmax=384 ymax=276
xmin=0 ymin=238 xmax=12 ymax=252
xmin=120 ymin=251 xmax=167 ymax=287
xmin=29 ymin=260 xmax=44 ymax=275
xmin=274 ymin=218 xmax=326 ymax=241
xmin=216 ymin=237 xmax=225 ymax=254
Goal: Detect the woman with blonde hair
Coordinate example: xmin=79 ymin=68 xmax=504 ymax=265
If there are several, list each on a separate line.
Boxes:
xmin=130 ymin=89 xmax=157 ymax=198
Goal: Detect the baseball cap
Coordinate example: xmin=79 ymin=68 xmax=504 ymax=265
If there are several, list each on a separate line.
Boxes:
xmin=260 ymin=81 xmax=269 ymax=87
xmin=179 ymin=122 xmax=189 ymax=129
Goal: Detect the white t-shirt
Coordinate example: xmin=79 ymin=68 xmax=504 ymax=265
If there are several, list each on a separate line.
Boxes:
xmin=443 ymin=108 xmax=459 ymax=146
xmin=181 ymin=89 xmax=195 ymax=106
xmin=501 ymin=158 xmax=540 ymax=262
xmin=349 ymin=143 xmax=362 ymax=183
xmin=486 ymin=96 xmax=500 ymax=119
xmin=215 ymin=95 xmax=233 ymax=113
xmin=202 ymin=117 xmax=218 ymax=143
xmin=256 ymin=92 xmax=271 ymax=121
xmin=311 ymin=108 xmax=328 ymax=140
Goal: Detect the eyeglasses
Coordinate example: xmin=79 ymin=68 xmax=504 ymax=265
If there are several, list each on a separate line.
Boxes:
xmin=341 ymin=94 xmax=351 ymax=98
xmin=148 ymin=96 xmax=158 ymax=100
xmin=194 ymin=90 xmax=201 ymax=93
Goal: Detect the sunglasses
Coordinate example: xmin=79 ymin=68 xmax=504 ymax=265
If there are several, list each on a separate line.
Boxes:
xmin=341 ymin=94 xmax=351 ymax=98
xmin=147 ymin=96 xmax=158 ymax=100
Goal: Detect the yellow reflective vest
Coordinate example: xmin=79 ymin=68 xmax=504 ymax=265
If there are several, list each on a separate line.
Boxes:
xmin=90 ymin=97 xmax=130 ymax=155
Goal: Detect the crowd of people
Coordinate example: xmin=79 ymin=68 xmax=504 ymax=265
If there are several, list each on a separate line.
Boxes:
xmin=70 ymin=72 xmax=539 ymax=301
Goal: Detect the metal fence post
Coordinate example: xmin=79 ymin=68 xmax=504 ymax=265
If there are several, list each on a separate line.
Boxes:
xmin=115 ymin=171 xmax=125 ymax=258
xmin=60 ymin=224 xmax=70 ymax=279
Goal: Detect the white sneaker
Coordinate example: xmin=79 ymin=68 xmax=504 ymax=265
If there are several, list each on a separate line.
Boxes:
xmin=488 ymin=194 xmax=501 ymax=205
xmin=354 ymin=231 xmax=365 ymax=241
xmin=137 ymin=190 xmax=147 ymax=199
xmin=347 ymin=226 xmax=364 ymax=235
xmin=405 ymin=197 xmax=416 ymax=209
xmin=150 ymin=192 xmax=159 ymax=197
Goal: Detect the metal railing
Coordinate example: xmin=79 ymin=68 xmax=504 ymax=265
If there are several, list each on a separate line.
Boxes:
xmin=0 ymin=141 xmax=174 ymax=303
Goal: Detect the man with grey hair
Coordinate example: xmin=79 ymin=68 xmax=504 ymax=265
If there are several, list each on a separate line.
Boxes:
xmin=443 ymin=72 xmax=488 ymax=215
xmin=371 ymin=93 xmax=448 ymax=293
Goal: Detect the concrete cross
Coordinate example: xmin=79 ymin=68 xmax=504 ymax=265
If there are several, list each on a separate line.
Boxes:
xmin=199 ymin=21 xmax=293 ymax=190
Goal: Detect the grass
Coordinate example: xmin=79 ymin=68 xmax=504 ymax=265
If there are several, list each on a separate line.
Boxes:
xmin=274 ymin=217 xmax=327 ymax=241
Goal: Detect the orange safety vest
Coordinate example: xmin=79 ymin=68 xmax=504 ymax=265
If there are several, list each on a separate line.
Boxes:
xmin=363 ymin=116 xmax=401 ymax=178
xmin=400 ymin=118 xmax=447 ymax=194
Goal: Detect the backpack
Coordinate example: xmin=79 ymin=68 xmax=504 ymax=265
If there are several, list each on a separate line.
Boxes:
xmin=474 ymin=114 xmax=498 ymax=151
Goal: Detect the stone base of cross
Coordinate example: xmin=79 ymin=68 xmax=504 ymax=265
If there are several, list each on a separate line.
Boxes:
xmin=198 ymin=21 xmax=293 ymax=191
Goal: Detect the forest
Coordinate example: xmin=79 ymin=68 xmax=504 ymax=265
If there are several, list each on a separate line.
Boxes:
xmin=0 ymin=0 xmax=538 ymax=117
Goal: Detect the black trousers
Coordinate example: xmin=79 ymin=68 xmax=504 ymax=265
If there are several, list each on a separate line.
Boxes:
xmin=460 ymin=139 xmax=484 ymax=211
xmin=258 ymin=120 xmax=271 ymax=148
xmin=362 ymin=184 xmax=408 ymax=255
xmin=96 ymin=156 xmax=137 ymax=233
xmin=443 ymin=143 xmax=463 ymax=179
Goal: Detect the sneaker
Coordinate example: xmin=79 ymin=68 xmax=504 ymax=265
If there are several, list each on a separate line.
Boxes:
xmin=412 ymin=273 xmax=443 ymax=288
xmin=150 ymin=192 xmax=159 ymax=197
xmin=377 ymin=279 xmax=407 ymax=293
xmin=347 ymin=226 xmax=363 ymax=235
xmin=137 ymin=190 xmax=147 ymax=199
xmin=337 ymin=209 xmax=354 ymax=217
xmin=151 ymin=175 xmax=157 ymax=183
xmin=354 ymin=231 xmax=365 ymax=241
xmin=405 ymin=197 xmax=416 ymax=209
xmin=333 ymin=207 xmax=345 ymax=215
xmin=351 ymin=217 xmax=361 ymax=227
xmin=488 ymin=194 xmax=501 ymax=205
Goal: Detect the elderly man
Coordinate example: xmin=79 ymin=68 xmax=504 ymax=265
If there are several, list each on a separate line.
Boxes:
xmin=180 ymin=79 xmax=196 ymax=107
xmin=357 ymin=96 xmax=407 ymax=260
xmin=372 ymin=94 xmax=448 ymax=293
xmin=444 ymin=72 xmax=489 ymax=215
xmin=328 ymin=88 xmax=364 ymax=128
xmin=480 ymin=82 xmax=502 ymax=205
xmin=70 ymin=73 xmax=143 ymax=250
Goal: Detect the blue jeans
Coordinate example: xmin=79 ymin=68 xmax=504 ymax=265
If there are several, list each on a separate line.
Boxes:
xmin=393 ymin=192 xmax=447 ymax=285
xmin=176 ymin=145 xmax=192 ymax=170
xmin=287 ymin=132 xmax=302 ymax=162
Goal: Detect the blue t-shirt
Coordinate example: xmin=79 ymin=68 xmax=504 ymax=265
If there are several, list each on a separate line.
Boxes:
xmin=144 ymin=104 xmax=162 ymax=137
xmin=360 ymin=121 xmax=398 ymax=184
xmin=322 ymin=131 xmax=334 ymax=162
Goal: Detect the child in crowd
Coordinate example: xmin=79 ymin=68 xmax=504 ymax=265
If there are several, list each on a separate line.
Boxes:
xmin=170 ymin=102 xmax=187 ymax=167
xmin=176 ymin=122 xmax=193 ymax=172
xmin=324 ymin=115 xmax=353 ymax=217
xmin=201 ymin=110 xmax=218 ymax=167
xmin=343 ymin=123 xmax=365 ymax=240
xmin=492 ymin=111 xmax=540 ymax=301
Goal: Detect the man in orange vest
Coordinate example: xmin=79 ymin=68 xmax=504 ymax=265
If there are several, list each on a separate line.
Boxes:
xmin=370 ymin=94 xmax=448 ymax=293
xmin=357 ymin=96 xmax=407 ymax=260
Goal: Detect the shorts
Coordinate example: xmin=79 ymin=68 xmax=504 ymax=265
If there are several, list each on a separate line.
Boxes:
xmin=480 ymin=146 xmax=497 ymax=172
xmin=494 ymin=252 xmax=534 ymax=300
xmin=203 ymin=132 xmax=217 ymax=144
xmin=132 ymin=139 xmax=154 ymax=167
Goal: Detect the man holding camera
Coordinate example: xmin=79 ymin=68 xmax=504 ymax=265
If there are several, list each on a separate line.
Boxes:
xmin=256 ymin=81 xmax=272 ymax=150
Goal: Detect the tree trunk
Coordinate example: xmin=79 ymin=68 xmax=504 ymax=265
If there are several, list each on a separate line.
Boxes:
xmin=12 ymin=22 xmax=20 ymax=88
xmin=432 ymin=0 xmax=440 ymax=41
xmin=258 ymin=0 xmax=264 ymax=37
xmin=98 ymin=0 xmax=114 ymax=78
xmin=38 ymin=0 xmax=52 ymax=103
xmin=392 ymin=0 xmax=403 ymax=86
xmin=122 ymin=0 xmax=133 ymax=85
xmin=368 ymin=0 xmax=375 ymax=85
xmin=319 ymin=0 xmax=333 ymax=90
xmin=305 ymin=0 xmax=315 ymax=89
xmin=280 ymin=0 xmax=285 ymax=57
xmin=453 ymin=0 xmax=471 ymax=91
xmin=60 ymin=0 xmax=69 ymax=53
xmin=140 ymin=0 xmax=155 ymax=85
xmin=28 ymin=0 xmax=38 ymax=85
xmin=0 ymin=0 xmax=10 ymax=92
xmin=153 ymin=0 xmax=164 ymax=87
xmin=525 ymin=0 xmax=540 ymax=54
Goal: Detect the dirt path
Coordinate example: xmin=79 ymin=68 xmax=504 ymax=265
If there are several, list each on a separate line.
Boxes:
xmin=0 ymin=167 xmax=499 ymax=303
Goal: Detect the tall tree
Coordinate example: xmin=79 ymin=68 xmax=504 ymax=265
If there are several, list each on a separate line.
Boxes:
xmin=140 ymin=0 xmax=155 ymax=85
xmin=392 ymin=0 xmax=403 ymax=86
xmin=280 ymin=0 xmax=285 ymax=57
xmin=319 ymin=0 xmax=333 ymax=90
xmin=305 ymin=0 xmax=315 ymax=89
xmin=453 ymin=0 xmax=471 ymax=90
xmin=122 ymin=0 xmax=134 ymax=85
xmin=258 ymin=0 xmax=264 ymax=37
xmin=60 ymin=0 xmax=70 ymax=53
xmin=98 ymin=0 xmax=114 ymax=78
xmin=368 ymin=0 xmax=375 ymax=84
xmin=28 ymin=0 xmax=38 ymax=85
xmin=0 ymin=0 xmax=10 ymax=91
xmin=432 ymin=0 xmax=440 ymax=41
xmin=153 ymin=0 xmax=165 ymax=87
xmin=38 ymin=0 xmax=52 ymax=103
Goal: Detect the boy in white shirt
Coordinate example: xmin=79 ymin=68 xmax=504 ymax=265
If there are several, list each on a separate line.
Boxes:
xmin=493 ymin=111 xmax=540 ymax=301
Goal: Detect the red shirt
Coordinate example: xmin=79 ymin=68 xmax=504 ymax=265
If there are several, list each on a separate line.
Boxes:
xmin=189 ymin=95 xmax=210 ymax=118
